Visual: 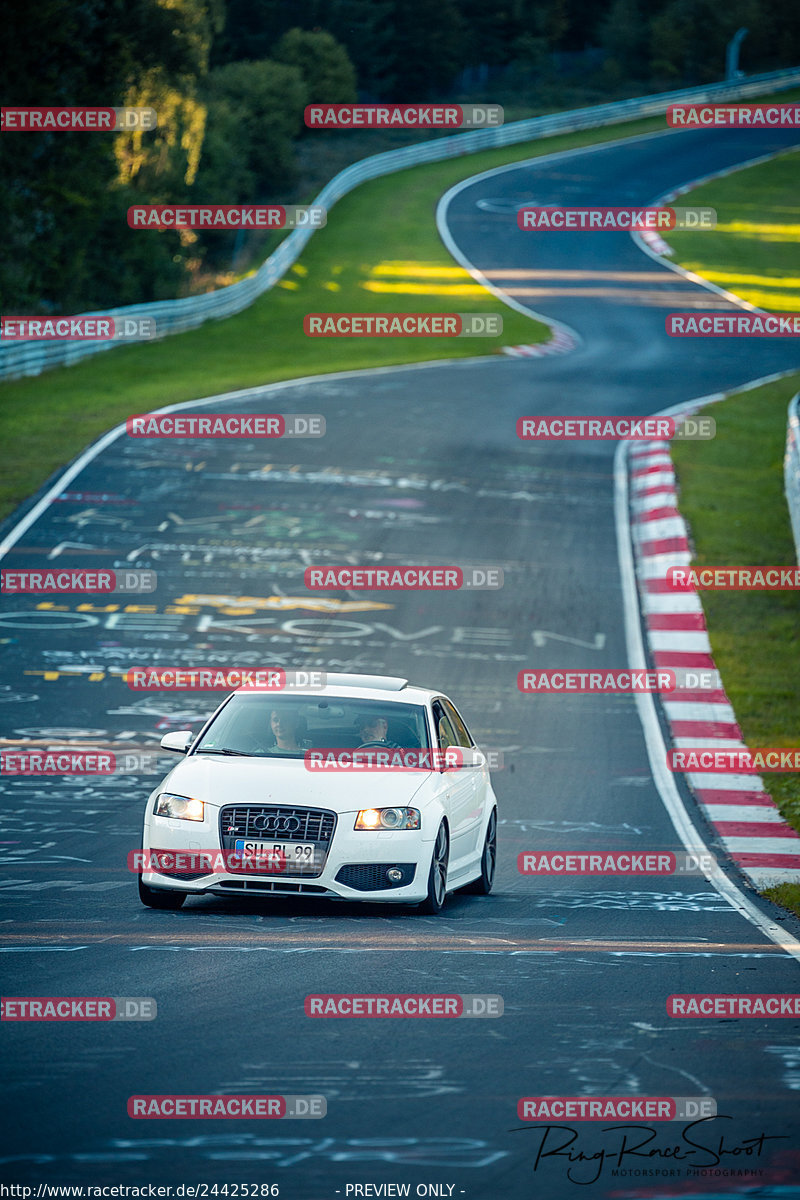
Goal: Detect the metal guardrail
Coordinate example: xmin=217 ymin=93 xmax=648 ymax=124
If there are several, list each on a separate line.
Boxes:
xmin=2 ymin=67 xmax=799 ymax=380
xmin=786 ymin=393 xmax=800 ymax=563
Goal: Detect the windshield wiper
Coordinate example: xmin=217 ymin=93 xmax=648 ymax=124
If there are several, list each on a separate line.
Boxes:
xmin=193 ymin=746 xmax=251 ymax=756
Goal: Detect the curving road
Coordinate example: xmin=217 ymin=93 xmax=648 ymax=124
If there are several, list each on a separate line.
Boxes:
xmin=1 ymin=127 xmax=800 ymax=1198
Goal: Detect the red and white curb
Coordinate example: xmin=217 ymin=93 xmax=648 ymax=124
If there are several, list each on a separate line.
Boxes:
xmin=628 ymin=437 xmax=800 ymax=890
xmin=501 ymin=328 xmax=578 ymax=358
xmin=639 ymin=229 xmax=673 ymax=257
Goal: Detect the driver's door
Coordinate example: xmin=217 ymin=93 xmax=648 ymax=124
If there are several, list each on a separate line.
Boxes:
xmin=431 ymin=699 xmax=478 ymax=875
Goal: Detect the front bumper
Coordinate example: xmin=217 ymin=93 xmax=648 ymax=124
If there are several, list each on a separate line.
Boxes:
xmin=141 ymin=807 xmax=431 ymax=903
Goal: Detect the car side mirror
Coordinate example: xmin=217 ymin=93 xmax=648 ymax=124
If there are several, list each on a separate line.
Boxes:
xmin=438 ymin=746 xmax=486 ymax=770
xmin=160 ymin=730 xmax=193 ymax=753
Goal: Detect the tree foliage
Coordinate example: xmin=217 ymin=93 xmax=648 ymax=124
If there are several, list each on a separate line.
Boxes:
xmin=273 ymin=28 xmax=358 ymax=104
xmin=3 ymin=0 xmax=800 ymax=311
xmin=0 ymin=0 xmax=217 ymax=310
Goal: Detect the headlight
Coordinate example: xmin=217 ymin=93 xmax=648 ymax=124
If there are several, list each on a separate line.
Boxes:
xmin=154 ymin=792 xmax=205 ymax=822
xmin=354 ymin=807 xmax=420 ymax=830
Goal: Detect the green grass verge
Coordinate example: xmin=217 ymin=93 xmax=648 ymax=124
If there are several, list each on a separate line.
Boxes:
xmin=667 ymin=146 xmax=800 ymax=311
xmin=668 ymin=128 xmax=800 ymax=915
xmin=0 ymin=112 xmax=679 ymax=522
xmin=671 ymin=374 xmax=800 ymax=916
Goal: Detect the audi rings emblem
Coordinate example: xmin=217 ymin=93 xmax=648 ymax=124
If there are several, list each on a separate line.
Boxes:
xmin=252 ymin=813 xmax=301 ymax=834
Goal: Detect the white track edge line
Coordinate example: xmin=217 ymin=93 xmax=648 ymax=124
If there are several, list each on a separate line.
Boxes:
xmin=615 ymin=384 xmax=800 ymax=963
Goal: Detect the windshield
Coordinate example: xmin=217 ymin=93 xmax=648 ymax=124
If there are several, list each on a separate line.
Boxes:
xmin=192 ymin=694 xmax=431 ymax=759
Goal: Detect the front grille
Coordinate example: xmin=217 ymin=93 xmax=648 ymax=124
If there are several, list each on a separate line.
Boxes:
xmin=336 ymin=863 xmax=416 ymax=892
xmin=217 ymin=879 xmax=329 ymax=895
xmin=155 ymin=868 xmax=211 ymax=881
xmin=219 ymin=805 xmax=337 ymax=878
xmin=220 ymin=805 xmax=336 ymax=842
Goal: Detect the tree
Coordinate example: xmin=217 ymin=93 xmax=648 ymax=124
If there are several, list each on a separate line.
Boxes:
xmin=724 ymin=0 xmax=800 ymax=73
xmin=649 ymin=0 xmax=760 ymax=83
xmin=194 ymin=59 xmax=307 ymax=202
xmin=212 ymin=0 xmax=397 ymax=97
xmin=0 ymin=0 xmax=215 ymax=311
xmin=453 ymin=0 xmax=523 ymax=69
xmin=310 ymin=0 xmax=399 ymax=96
xmin=385 ymin=0 xmax=467 ymax=99
xmin=599 ymin=0 xmax=649 ymax=79
xmin=273 ymin=28 xmax=357 ymax=104
xmin=211 ymin=0 xmax=292 ymax=64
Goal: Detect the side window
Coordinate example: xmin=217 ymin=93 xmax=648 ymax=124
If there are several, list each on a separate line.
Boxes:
xmin=431 ymin=701 xmax=457 ymax=751
xmin=441 ymin=699 xmax=473 ymax=748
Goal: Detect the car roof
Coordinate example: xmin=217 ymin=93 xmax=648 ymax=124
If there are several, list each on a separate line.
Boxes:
xmin=324 ymin=672 xmax=409 ymax=691
xmin=233 ymin=672 xmax=437 ymax=704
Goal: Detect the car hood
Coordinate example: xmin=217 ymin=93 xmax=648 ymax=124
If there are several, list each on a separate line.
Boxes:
xmin=159 ymin=754 xmax=433 ymax=812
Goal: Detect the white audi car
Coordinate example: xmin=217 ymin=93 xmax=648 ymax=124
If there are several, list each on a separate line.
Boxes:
xmin=137 ymin=673 xmax=498 ymax=914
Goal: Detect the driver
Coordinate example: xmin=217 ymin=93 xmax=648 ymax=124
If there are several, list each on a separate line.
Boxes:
xmin=267 ymin=709 xmax=309 ymax=754
xmin=355 ymin=713 xmax=401 ymax=749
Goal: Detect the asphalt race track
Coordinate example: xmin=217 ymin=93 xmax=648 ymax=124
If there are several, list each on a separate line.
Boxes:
xmin=2 ymin=127 xmax=800 ymax=1199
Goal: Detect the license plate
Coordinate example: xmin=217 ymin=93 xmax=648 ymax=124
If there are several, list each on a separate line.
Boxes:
xmin=234 ymin=839 xmax=316 ymax=870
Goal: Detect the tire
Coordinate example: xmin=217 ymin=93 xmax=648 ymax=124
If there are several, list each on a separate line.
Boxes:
xmin=463 ymin=808 xmax=497 ymax=895
xmin=418 ymin=821 xmax=449 ymax=914
xmin=138 ymin=874 xmax=186 ymax=910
